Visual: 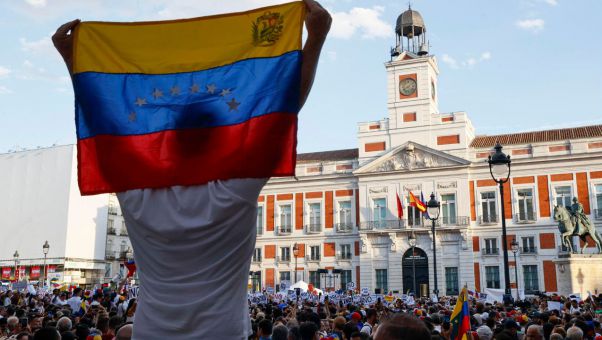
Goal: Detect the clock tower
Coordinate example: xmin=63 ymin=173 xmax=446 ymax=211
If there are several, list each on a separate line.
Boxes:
xmin=357 ymin=6 xmax=474 ymax=163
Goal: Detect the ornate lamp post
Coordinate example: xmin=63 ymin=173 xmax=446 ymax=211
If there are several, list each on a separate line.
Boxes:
xmin=511 ymin=238 xmax=520 ymax=302
xmin=13 ymin=251 xmax=19 ymax=282
xmin=426 ymin=193 xmax=441 ymax=299
xmin=42 ymin=241 xmax=50 ymax=287
xmin=293 ymin=243 xmax=299 ymax=283
xmin=408 ymin=233 xmax=417 ymax=295
xmin=488 ymin=142 xmax=513 ymax=304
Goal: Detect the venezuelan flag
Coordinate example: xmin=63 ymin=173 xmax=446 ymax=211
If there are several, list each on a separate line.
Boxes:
xmin=450 ymin=287 xmax=471 ymax=340
xmin=72 ymin=2 xmax=305 ymax=195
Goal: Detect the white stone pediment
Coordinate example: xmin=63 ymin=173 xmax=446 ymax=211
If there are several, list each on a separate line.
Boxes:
xmin=355 ymin=142 xmax=470 ymax=174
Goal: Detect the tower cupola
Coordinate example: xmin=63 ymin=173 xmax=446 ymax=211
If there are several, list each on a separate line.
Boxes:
xmin=391 ymin=5 xmax=429 ymax=57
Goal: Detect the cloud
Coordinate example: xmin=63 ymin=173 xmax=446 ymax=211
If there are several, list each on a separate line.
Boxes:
xmin=0 ymin=66 xmax=11 ymax=78
xmin=17 ymin=60 xmax=70 ymax=85
xmin=542 ymin=0 xmax=558 ymax=6
xmin=330 ymin=6 xmax=392 ymax=39
xmin=441 ymin=51 xmax=492 ymax=69
xmin=24 ymin=0 xmax=47 ymax=8
xmin=0 ymin=86 xmax=13 ymax=95
xmin=516 ymin=19 xmax=545 ymax=33
xmin=441 ymin=54 xmax=458 ymax=69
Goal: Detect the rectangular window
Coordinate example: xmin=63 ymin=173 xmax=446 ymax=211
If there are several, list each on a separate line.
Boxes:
xmin=256 ymin=206 xmax=264 ymax=235
xmin=251 ymin=272 xmax=261 ymax=292
xmin=309 ymin=271 xmax=321 ymax=288
xmin=445 ymin=267 xmax=459 ymax=296
xmin=310 ymin=246 xmax=321 ymax=261
xmin=480 ymin=191 xmax=497 ymax=224
xmin=252 ymin=248 xmax=262 ymax=262
xmin=484 ymin=238 xmax=498 ymax=254
xmin=375 ymin=269 xmax=388 ymax=293
xmin=340 ymin=270 xmax=352 ymax=290
xmin=521 ymin=236 xmax=536 ymax=253
xmin=309 ymin=203 xmax=322 ymax=232
xmin=441 ymin=194 xmax=457 ymax=225
xmin=338 ymin=201 xmax=352 ymax=229
xmin=595 ymin=184 xmax=602 ymax=219
xmin=279 ymin=271 xmax=290 ymax=283
xmin=408 ymin=206 xmax=422 ymax=227
xmin=340 ymin=244 xmax=352 ymax=259
xmin=373 ymin=198 xmax=387 ymax=228
xmin=554 ymin=186 xmax=572 ymax=208
xmin=485 ymin=266 xmax=500 ymax=289
xmin=279 ymin=204 xmax=292 ymax=233
xmin=517 ymin=188 xmax=535 ymax=221
xmin=523 ymin=265 xmax=539 ymax=294
xmin=108 ymin=219 xmax=114 ymax=229
xmin=280 ymin=247 xmax=290 ymax=262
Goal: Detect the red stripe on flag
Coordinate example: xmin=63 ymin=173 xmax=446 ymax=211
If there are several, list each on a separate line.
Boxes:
xmin=77 ymin=112 xmax=297 ymax=195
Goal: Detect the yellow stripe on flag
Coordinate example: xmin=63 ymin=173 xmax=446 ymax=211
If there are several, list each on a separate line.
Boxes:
xmin=73 ymin=1 xmax=304 ymax=74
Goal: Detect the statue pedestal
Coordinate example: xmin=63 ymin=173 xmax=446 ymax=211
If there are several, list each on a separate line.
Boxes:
xmin=554 ymin=254 xmax=602 ymax=296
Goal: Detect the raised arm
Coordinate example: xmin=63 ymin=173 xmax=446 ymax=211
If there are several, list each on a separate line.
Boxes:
xmin=299 ymin=0 xmax=331 ymax=109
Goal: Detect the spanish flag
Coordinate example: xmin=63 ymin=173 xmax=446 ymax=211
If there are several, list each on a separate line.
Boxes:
xmin=72 ymin=2 xmax=305 ymax=195
xmin=450 ymin=287 xmax=471 ymax=340
xmin=409 ymin=191 xmax=426 ymax=213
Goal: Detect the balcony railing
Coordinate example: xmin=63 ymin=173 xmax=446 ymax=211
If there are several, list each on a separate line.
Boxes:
xmin=305 ymin=223 xmax=322 ymax=234
xmin=277 ymin=226 xmax=292 ymax=235
xmin=305 ymin=255 xmax=321 ymax=262
xmin=107 ymin=227 xmax=116 ymax=235
xmin=595 ymin=209 xmax=602 ymax=220
xmin=514 ymin=212 xmax=537 ymax=224
xmin=120 ymin=230 xmax=129 ymax=236
xmin=520 ymin=246 xmax=537 ymax=254
xmin=359 ymin=220 xmax=404 ymax=231
xmin=336 ymin=253 xmax=352 ymax=261
xmin=105 ymin=252 xmax=116 ymax=260
xmin=482 ymin=248 xmax=499 ymax=256
xmin=108 ymin=206 xmax=121 ymax=216
xmin=406 ymin=219 xmax=423 ymax=228
xmin=435 ymin=216 xmax=470 ymax=226
xmin=335 ymin=223 xmax=353 ymax=233
xmin=478 ymin=215 xmax=498 ymax=225
xmin=252 ymin=257 xmax=262 ymax=263
xmin=277 ymin=256 xmax=291 ymax=263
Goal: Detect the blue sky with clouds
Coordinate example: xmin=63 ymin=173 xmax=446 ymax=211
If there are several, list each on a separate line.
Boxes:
xmin=0 ymin=0 xmax=601 ymax=153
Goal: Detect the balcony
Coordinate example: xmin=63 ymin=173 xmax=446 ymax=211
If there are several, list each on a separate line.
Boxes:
xmin=105 ymin=252 xmax=116 ymax=260
xmin=514 ymin=212 xmax=537 ymax=224
xmin=482 ymin=248 xmax=499 ymax=256
xmin=359 ymin=219 xmax=404 ymax=231
xmin=107 ymin=227 xmax=116 ymax=235
xmin=435 ymin=216 xmax=470 ymax=227
xmin=305 ymin=255 xmax=321 ymax=263
xmin=520 ymin=246 xmax=537 ymax=255
xmin=478 ymin=215 xmax=498 ymax=225
xmin=336 ymin=253 xmax=352 ymax=261
xmin=251 ymin=257 xmax=262 ymax=264
xmin=305 ymin=223 xmax=322 ymax=234
xmin=120 ymin=230 xmax=129 ymax=237
xmin=277 ymin=256 xmax=291 ymax=263
xmin=277 ymin=226 xmax=292 ymax=236
xmin=335 ymin=223 xmax=353 ymax=233
xmin=406 ymin=219 xmax=423 ymax=228
xmin=595 ymin=209 xmax=602 ymax=220
xmin=108 ymin=206 xmax=121 ymax=216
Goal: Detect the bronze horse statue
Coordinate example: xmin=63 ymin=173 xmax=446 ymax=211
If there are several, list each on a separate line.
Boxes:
xmin=554 ymin=205 xmax=602 ymax=254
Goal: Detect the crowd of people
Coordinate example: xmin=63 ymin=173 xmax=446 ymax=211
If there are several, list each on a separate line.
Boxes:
xmin=1 ymin=284 xmax=601 ymax=340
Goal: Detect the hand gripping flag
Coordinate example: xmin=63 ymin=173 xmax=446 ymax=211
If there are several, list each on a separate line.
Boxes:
xmin=71 ymin=2 xmax=305 ymax=195
xmin=450 ymin=287 xmax=471 ymax=340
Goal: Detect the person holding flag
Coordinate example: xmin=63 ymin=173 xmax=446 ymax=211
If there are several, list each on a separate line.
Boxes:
xmin=52 ymin=1 xmax=332 ymax=339
xmin=450 ymin=287 xmax=471 ymax=340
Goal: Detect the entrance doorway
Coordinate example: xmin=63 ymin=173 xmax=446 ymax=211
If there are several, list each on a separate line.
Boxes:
xmin=402 ymin=247 xmax=429 ymax=296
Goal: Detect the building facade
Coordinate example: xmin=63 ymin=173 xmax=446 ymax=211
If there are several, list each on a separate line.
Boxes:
xmin=249 ymin=7 xmax=602 ymax=296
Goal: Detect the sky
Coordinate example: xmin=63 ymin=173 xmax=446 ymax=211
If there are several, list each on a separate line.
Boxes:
xmin=0 ymin=0 xmax=601 ymax=153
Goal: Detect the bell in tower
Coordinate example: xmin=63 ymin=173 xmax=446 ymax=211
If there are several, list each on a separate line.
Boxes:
xmin=391 ymin=5 xmax=429 ymax=58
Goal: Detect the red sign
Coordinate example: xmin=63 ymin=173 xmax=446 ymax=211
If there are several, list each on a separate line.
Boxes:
xmin=30 ymin=266 xmax=41 ymax=279
xmin=47 ymin=265 xmax=56 ymax=273
xmin=1 ymin=267 xmax=10 ymax=279
xmin=17 ymin=266 xmax=25 ymax=280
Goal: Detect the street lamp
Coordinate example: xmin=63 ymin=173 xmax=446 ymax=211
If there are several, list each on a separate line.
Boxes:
xmin=293 ymin=243 xmax=299 ymax=283
xmin=408 ymin=233 xmax=417 ymax=296
xmin=13 ymin=251 xmax=19 ymax=282
xmin=426 ymin=193 xmax=440 ymax=299
xmin=42 ymin=241 xmax=50 ymax=287
xmin=488 ymin=142 xmax=513 ymax=304
xmin=511 ymin=238 xmax=520 ymax=302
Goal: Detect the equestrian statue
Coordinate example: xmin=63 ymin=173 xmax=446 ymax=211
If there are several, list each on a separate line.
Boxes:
xmin=554 ymin=197 xmax=602 ymax=254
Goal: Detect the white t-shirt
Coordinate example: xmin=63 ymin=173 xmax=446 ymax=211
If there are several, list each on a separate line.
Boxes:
xmin=360 ymin=323 xmax=373 ymax=335
xmin=67 ymin=296 xmax=82 ymax=313
xmin=117 ymin=178 xmax=266 ymax=340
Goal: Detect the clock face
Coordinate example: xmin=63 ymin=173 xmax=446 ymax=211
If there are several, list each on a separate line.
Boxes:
xmin=399 ymin=78 xmax=417 ymax=96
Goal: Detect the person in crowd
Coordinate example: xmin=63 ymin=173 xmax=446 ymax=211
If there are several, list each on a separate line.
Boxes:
xmin=359 ymin=308 xmax=376 ymax=336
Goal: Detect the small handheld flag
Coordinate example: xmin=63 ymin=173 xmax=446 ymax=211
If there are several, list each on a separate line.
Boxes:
xmin=450 ymin=287 xmax=471 ymax=340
